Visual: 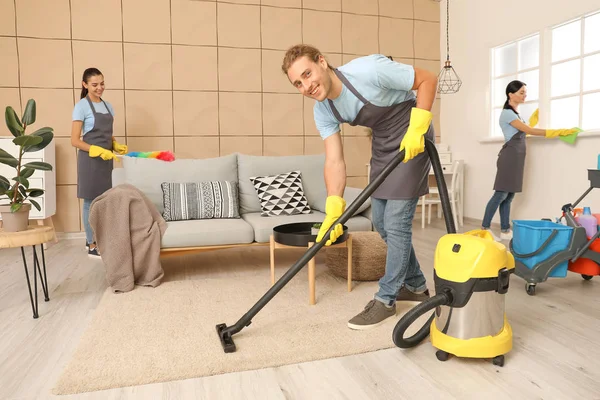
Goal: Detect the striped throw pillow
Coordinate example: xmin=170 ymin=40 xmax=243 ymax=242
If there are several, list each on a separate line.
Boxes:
xmin=160 ymin=181 xmax=240 ymax=221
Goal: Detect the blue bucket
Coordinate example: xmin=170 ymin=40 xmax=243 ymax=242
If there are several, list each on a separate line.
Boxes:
xmin=512 ymin=220 xmax=573 ymax=278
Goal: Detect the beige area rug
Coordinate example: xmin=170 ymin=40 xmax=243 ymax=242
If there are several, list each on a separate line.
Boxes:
xmin=53 ymin=262 xmax=429 ymax=395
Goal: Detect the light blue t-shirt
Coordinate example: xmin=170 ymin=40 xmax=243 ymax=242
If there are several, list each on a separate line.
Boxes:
xmin=314 ymin=54 xmax=416 ymax=139
xmin=72 ymin=98 xmax=114 ymax=135
xmin=499 ymin=108 xmax=525 ymax=142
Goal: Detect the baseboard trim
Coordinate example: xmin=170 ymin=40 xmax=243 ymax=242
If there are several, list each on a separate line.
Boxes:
xmin=57 ymin=232 xmax=86 ymax=240
xmin=462 ymin=216 xmax=502 ymax=230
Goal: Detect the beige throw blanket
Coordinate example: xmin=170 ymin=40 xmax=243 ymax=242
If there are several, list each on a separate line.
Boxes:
xmin=89 ymin=183 xmax=167 ymax=293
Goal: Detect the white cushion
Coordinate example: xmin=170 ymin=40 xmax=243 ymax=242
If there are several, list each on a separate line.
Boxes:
xmin=161 ymin=219 xmax=254 ymax=248
xmin=237 ymin=153 xmax=327 ymax=214
xmin=242 ymin=212 xmax=374 ymax=243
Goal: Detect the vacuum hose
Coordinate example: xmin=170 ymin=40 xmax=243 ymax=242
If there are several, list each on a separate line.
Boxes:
xmin=392 ymin=291 xmax=452 ymax=348
xmin=389 ymin=138 xmax=457 ymax=349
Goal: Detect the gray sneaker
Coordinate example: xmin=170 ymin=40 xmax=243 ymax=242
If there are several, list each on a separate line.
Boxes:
xmin=396 ymin=286 xmax=430 ymax=303
xmin=347 ymin=299 xmax=396 ymax=330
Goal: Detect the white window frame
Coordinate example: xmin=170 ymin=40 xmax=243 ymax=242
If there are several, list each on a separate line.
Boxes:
xmin=544 ymin=12 xmax=600 ymax=133
xmin=488 ymin=9 xmax=600 ymax=139
xmin=490 ymin=34 xmax=540 ymax=139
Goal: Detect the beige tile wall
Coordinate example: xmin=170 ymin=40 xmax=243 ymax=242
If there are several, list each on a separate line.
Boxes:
xmin=0 ymin=0 xmax=440 ymax=233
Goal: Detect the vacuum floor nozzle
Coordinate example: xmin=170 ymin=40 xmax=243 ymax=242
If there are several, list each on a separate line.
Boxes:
xmin=216 ymin=323 xmax=237 ymax=353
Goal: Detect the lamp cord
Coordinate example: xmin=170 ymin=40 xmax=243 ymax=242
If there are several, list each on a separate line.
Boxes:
xmin=446 ymin=0 xmax=450 ymax=61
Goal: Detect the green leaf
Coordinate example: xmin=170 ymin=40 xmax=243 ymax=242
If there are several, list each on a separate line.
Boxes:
xmin=5 ymin=106 xmax=24 ymax=137
xmin=0 ymin=175 xmax=9 ymax=191
xmin=0 ymin=149 xmax=18 ymax=168
xmin=22 ymin=99 xmax=36 ymax=125
xmin=27 ymin=189 xmax=44 ymax=197
xmin=20 ymin=167 xmax=34 ymax=179
xmin=29 ymin=199 xmax=41 ymax=211
xmin=18 ymin=185 xmax=27 ymax=197
xmin=22 ymin=161 xmax=52 ymax=171
xmin=14 ymin=176 xmax=29 ymax=189
xmin=13 ymin=135 xmax=43 ymax=147
xmin=10 ymin=203 xmax=22 ymax=212
xmin=24 ymin=127 xmax=54 ymax=152
xmin=5 ymin=189 xmax=14 ymax=198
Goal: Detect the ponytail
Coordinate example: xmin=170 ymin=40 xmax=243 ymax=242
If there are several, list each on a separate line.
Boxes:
xmin=503 ymin=80 xmax=526 ymax=114
xmin=80 ymin=67 xmax=103 ymax=99
xmin=503 ymin=98 xmax=516 ymax=114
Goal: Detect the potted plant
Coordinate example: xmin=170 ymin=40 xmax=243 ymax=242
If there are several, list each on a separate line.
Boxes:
xmin=311 ymin=223 xmax=322 ymax=236
xmin=0 ymin=99 xmax=54 ymax=232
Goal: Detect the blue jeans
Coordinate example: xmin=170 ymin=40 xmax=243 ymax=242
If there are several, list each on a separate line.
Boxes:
xmin=82 ymin=198 xmax=94 ymax=244
xmin=371 ymin=197 xmax=427 ymax=306
xmin=482 ymin=191 xmax=515 ymax=231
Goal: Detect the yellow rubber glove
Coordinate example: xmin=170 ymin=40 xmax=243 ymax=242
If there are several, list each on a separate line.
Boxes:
xmin=89 ymin=145 xmax=116 ymax=161
xmin=528 ymin=108 xmax=539 ymax=127
xmin=316 ymin=195 xmax=346 ymax=246
xmin=112 ymin=139 xmax=128 ymax=155
xmin=399 ymin=108 xmax=433 ymax=163
xmin=545 ymin=128 xmax=580 ymax=138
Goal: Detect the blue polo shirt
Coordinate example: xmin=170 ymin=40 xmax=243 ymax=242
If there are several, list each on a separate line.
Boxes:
xmin=314 ymin=54 xmax=416 ymax=139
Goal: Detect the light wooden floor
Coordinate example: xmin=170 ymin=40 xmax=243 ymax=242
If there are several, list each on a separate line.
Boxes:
xmin=1 ymin=218 xmax=600 ymax=400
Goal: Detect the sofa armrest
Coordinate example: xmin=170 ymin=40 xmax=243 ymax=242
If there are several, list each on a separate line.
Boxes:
xmin=359 ymin=204 xmax=372 ymax=220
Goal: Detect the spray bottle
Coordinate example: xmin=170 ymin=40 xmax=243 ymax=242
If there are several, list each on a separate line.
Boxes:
xmin=578 ymin=207 xmax=598 ymax=238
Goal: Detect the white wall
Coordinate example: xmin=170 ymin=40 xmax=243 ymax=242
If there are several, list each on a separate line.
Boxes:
xmin=440 ymin=0 xmax=600 ymax=226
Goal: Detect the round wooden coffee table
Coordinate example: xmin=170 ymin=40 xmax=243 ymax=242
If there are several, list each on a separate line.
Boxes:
xmin=270 ymin=222 xmax=353 ymax=305
xmin=0 ymin=225 xmax=55 ymax=319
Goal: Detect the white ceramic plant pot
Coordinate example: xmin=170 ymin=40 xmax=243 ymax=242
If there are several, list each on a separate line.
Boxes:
xmin=0 ymin=203 xmax=31 ymax=232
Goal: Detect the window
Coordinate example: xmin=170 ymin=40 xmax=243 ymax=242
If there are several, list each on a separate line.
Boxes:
xmin=550 ymin=12 xmax=600 ymax=131
xmin=491 ymin=35 xmax=540 ymax=137
xmin=489 ymin=10 xmax=600 ymax=138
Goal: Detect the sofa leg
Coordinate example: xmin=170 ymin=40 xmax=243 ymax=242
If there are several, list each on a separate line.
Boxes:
xmin=308 ymin=242 xmax=316 ymax=305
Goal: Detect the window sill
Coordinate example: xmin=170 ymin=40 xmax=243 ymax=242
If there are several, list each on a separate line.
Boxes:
xmin=478 ymin=129 xmax=600 ymax=144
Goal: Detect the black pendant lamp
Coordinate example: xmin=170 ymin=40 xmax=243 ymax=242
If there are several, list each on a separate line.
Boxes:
xmin=437 ymin=0 xmax=462 ymax=94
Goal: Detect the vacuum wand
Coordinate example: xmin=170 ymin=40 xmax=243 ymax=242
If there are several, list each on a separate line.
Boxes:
xmin=217 ymin=139 xmax=452 ymax=353
xmin=391 ymin=140 xmax=458 ymax=348
xmin=217 ymin=148 xmax=410 ymax=352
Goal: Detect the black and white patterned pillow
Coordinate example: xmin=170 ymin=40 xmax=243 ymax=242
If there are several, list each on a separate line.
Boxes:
xmin=249 ymin=170 xmax=312 ymax=217
xmin=161 ymin=181 xmax=240 ymax=221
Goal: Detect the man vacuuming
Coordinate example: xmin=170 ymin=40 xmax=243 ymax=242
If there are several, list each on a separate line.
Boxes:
xmin=282 ymin=45 xmax=438 ymax=330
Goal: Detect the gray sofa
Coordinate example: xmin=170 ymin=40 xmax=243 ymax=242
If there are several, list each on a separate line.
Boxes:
xmin=111 ymin=152 xmax=374 ymax=250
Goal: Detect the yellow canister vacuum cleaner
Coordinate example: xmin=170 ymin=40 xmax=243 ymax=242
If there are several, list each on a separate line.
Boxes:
xmin=217 ymin=139 xmax=514 ymax=365
xmin=391 ymin=158 xmax=515 ymax=367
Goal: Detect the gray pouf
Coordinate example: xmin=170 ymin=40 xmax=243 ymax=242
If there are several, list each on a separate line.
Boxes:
xmin=326 ymin=231 xmax=387 ymax=281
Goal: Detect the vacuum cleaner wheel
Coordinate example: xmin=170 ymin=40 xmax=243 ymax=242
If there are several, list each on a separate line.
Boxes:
xmin=492 ymin=355 xmax=505 ymax=367
xmin=435 ymin=350 xmax=449 ymax=362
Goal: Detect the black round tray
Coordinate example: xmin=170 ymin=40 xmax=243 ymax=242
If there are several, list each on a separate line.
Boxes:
xmin=273 ymin=222 xmax=349 ymax=247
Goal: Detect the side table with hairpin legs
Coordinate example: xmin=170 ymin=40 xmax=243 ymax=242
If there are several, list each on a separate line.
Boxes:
xmin=270 ymin=222 xmax=353 ymax=305
xmin=0 ymin=225 xmax=55 ymax=319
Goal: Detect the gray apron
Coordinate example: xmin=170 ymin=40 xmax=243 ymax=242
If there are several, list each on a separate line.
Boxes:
xmin=493 ymin=130 xmax=526 ymax=193
xmin=328 ymin=69 xmax=434 ymax=199
xmin=77 ymin=96 xmax=114 ymax=199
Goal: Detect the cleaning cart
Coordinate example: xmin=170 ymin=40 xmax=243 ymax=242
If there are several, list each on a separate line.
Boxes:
xmin=510 ymin=169 xmax=600 ymax=295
